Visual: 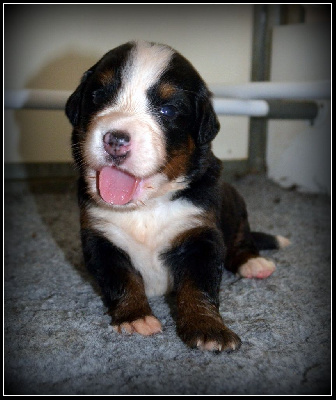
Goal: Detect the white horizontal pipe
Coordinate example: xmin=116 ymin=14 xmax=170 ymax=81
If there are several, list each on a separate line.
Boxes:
xmin=3 ymin=88 xmax=321 ymax=118
xmin=4 ymin=89 xmax=72 ymax=110
xmin=209 ymin=80 xmax=331 ymax=100
xmin=4 ymin=89 xmax=270 ymax=116
xmin=213 ymin=98 xmax=269 ymax=116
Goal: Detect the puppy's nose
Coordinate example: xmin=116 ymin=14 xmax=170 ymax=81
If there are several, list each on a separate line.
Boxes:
xmin=103 ymin=130 xmax=131 ymax=162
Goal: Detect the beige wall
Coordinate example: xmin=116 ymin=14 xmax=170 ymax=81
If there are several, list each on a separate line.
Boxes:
xmin=4 ymin=4 xmax=253 ymax=163
xmin=267 ymin=23 xmax=331 ymax=194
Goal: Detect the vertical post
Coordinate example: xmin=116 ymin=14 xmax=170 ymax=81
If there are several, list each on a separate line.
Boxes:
xmin=248 ymin=5 xmax=281 ymax=173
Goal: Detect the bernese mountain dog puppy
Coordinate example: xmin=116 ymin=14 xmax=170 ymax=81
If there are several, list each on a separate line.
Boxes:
xmin=66 ymin=40 xmax=289 ymax=352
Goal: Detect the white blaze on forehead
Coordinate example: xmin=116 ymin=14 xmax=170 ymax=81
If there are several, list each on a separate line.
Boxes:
xmin=84 ymin=41 xmax=174 ymax=181
xmin=118 ymin=41 xmax=174 ymax=113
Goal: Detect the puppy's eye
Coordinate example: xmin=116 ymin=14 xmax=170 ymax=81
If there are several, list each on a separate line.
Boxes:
xmin=160 ymin=105 xmax=178 ymax=118
xmin=92 ymin=89 xmax=106 ymax=105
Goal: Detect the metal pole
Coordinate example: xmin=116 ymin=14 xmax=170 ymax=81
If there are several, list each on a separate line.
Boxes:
xmin=248 ymin=5 xmax=270 ymax=173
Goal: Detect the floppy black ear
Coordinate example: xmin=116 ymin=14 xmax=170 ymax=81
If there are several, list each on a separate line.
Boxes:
xmin=197 ymin=96 xmax=220 ymax=145
xmin=65 ymin=70 xmax=93 ymax=127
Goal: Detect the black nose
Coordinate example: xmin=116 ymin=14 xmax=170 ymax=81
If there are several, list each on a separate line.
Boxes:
xmin=103 ymin=130 xmax=130 ymax=148
xmin=103 ymin=130 xmax=131 ymax=164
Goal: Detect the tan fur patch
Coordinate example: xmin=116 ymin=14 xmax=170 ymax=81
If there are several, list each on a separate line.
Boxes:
xmin=177 ymin=279 xmax=222 ymax=323
xmin=99 ymin=70 xmax=115 ymax=86
xmin=159 ymin=82 xmax=177 ymax=99
xmin=162 ymin=136 xmax=195 ymax=181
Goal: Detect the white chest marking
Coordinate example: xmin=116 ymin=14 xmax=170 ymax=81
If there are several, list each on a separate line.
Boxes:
xmin=88 ymin=199 xmax=203 ymax=296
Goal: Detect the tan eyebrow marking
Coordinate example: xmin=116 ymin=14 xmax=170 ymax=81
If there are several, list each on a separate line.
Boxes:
xmin=159 ymin=82 xmax=177 ymax=99
xmin=99 ymin=70 xmax=115 ymax=86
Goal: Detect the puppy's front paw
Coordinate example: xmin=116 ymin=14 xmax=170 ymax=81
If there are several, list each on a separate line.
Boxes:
xmin=238 ymin=256 xmax=276 ymax=279
xmin=178 ymin=316 xmax=241 ymax=352
xmin=194 ymin=328 xmax=241 ymax=352
xmin=113 ymin=315 xmax=162 ymax=336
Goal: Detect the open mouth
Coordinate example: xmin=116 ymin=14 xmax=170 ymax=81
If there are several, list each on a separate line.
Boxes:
xmin=97 ymin=166 xmax=141 ymax=205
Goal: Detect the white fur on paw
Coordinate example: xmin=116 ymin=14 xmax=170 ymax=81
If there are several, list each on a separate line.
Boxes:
xmin=194 ymin=329 xmax=241 ymax=352
xmin=197 ymin=339 xmax=223 ymax=352
xmin=238 ymin=257 xmax=276 ymax=279
xmin=113 ymin=316 xmax=162 ymax=336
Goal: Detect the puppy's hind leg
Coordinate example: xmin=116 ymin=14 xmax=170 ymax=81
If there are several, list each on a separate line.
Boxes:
xmin=220 ymin=183 xmax=277 ymax=279
xmin=235 ymin=231 xmax=291 ymax=279
xmin=225 ymin=223 xmax=276 ymax=280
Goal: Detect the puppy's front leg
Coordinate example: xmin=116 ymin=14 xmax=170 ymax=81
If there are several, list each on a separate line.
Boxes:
xmin=164 ymin=228 xmax=241 ymax=352
xmin=81 ymin=229 xmax=162 ymax=336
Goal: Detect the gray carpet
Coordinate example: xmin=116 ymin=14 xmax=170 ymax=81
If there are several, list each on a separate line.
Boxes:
xmin=4 ymin=174 xmax=331 ymax=395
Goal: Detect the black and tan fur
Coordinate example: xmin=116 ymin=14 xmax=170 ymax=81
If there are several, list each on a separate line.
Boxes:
xmin=66 ymin=40 xmax=289 ymax=352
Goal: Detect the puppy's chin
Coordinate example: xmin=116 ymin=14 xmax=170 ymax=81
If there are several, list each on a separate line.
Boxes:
xmin=84 ymin=166 xmax=188 ymax=210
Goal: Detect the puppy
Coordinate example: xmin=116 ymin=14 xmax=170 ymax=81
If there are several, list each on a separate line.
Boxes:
xmin=66 ymin=40 xmax=289 ymax=352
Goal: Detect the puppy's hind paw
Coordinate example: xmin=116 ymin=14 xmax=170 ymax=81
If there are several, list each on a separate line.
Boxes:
xmin=238 ymin=256 xmax=276 ymax=279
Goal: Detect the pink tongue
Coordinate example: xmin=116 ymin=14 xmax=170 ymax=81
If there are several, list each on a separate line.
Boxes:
xmin=98 ymin=166 xmax=139 ymax=205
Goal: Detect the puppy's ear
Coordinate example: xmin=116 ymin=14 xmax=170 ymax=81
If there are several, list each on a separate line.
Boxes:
xmin=197 ymin=95 xmax=220 ymax=145
xmin=65 ymin=70 xmax=93 ymax=127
